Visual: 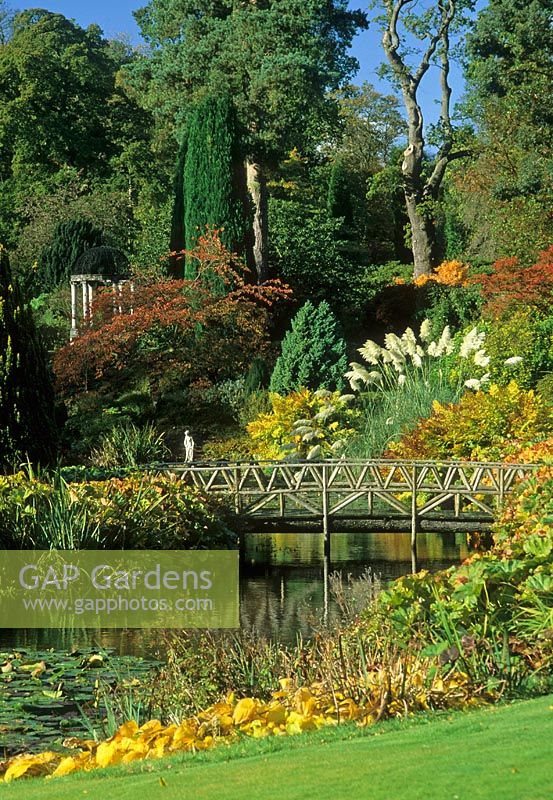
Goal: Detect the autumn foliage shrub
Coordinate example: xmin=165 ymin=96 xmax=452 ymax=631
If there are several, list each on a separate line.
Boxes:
xmin=54 ymin=232 xmax=291 ymax=399
xmin=387 ymin=381 xmax=553 ymax=462
xmin=476 ymin=245 xmax=553 ymax=318
xmin=413 ymin=259 xmax=469 ymax=287
xmin=247 ymin=389 xmax=359 ymax=460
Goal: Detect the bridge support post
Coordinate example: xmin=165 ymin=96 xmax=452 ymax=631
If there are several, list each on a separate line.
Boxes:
xmin=233 ymin=466 xmax=241 ymax=515
xmin=322 ymin=463 xmax=330 ymax=559
xmin=411 ymin=464 xmax=419 ymax=573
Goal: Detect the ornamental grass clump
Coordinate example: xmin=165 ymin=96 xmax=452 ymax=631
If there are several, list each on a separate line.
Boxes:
xmin=346 ymin=319 xmax=492 ymax=397
xmin=345 ymin=320 xmax=497 ymax=457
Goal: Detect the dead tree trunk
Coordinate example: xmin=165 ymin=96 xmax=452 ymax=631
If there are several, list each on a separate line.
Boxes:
xmin=381 ymin=0 xmax=469 ymax=278
xmin=246 ymin=159 xmax=269 ymax=283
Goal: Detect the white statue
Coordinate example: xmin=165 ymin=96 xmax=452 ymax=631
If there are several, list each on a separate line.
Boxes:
xmin=184 ymin=430 xmax=195 ymax=462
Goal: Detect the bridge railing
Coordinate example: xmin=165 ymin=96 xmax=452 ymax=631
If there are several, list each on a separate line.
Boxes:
xmin=159 ymin=458 xmax=541 ymax=523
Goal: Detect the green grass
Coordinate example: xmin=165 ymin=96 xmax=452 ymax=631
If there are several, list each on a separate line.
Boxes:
xmin=3 ymin=696 xmax=553 ymax=799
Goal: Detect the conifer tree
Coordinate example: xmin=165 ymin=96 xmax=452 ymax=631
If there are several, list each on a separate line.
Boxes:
xmin=183 ymin=94 xmax=246 ymax=279
xmin=0 ymin=246 xmax=58 ymax=466
xmin=270 ymin=300 xmax=348 ymax=394
xmin=37 ymin=218 xmax=103 ymax=294
xmin=168 ymin=131 xmax=188 ymax=278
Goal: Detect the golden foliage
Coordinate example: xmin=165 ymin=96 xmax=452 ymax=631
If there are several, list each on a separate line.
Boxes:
xmin=413 ymin=260 xmax=469 ymax=287
xmin=0 ymin=667 xmax=480 ymax=783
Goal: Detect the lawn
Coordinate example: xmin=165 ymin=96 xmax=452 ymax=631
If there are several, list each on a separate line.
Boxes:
xmin=3 ymin=694 xmax=553 ymax=799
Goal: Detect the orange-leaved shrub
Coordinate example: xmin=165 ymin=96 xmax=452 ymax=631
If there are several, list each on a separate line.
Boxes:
xmin=54 ymin=231 xmax=291 ymax=397
xmin=413 ymin=259 xmax=469 ymax=288
xmin=476 ymin=245 xmax=553 ymax=318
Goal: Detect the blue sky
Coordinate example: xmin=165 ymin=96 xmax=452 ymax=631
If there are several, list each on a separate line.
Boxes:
xmin=14 ymin=1 xmax=467 ymax=124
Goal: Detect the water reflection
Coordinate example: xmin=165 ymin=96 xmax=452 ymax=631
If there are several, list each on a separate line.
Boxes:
xmin=240 ymin=531 xmax=469 ymax=643
xmin=0 ymin=531 xmax=469 ymax=654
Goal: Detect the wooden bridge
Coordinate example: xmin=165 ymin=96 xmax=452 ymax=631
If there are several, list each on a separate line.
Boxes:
xmin=165 ymin=459 xmax=538 ymax=568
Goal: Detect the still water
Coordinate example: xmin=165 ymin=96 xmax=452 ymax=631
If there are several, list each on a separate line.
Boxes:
xmin=0 ymin=531 xmax=469 ymax=655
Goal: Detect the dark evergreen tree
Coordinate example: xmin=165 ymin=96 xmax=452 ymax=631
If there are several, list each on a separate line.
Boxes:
xmin=0 ymin=247 xmax=58 ymax=467
xmin=270 ymin=300 xmax=348 ymax=394
xmin=72 ymin=246 xmax=129 ymax=280
xmin=327 ymin=158 xmax=354 ymax=229
xmin=37 ymin=218 xmax=103 ymax=294
xmin=183 ymin=94 xmax=246 ymax=279
xmin=168 ymin=130 xmax=188 ymax=278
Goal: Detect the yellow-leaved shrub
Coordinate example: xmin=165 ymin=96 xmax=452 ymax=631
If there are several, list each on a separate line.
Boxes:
xmin=246 ymin=389 xmax=359 ymax=460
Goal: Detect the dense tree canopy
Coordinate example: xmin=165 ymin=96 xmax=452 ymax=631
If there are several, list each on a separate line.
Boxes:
xmin=454 ymin=0 xmax=553 ymax=260
xmin=131 ymin=0 xmax=366 ymax=279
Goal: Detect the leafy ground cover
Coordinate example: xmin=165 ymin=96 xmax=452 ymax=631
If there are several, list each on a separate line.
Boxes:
xmin=2 ymin=695 xmax=553 ymax=799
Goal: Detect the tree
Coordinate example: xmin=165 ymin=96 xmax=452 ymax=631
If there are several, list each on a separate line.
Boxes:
xmin=131 ymin=0 xmax=365 ymax=281
xmin=319 ymin=83 xmax=407 ymax=262
xmin=269 ymin=200 xmax=357 ymax=309
xmin=0 ymin=11 xmax=115 ymax=188
xmin=456 ymin=0 xmax=553 ymax=261
xmin=375 ymin=0 xmax=472 ymax=276
xmin=270 ymin=300 xmax=348 ymax=394
xmin=36 ymin=219 xmax=104 ymax=295
xmin=0 ymin=10 xmax=166 ymax=270
xmin=0 ymin=246 xmax=58 ymax=466
xmin=183 ymin=94 xmax=247 ymax=277
xmin=169 ymin=132 xmax=188 ymax=277
xmin=329 ymin=82 xmax=405 ymax=176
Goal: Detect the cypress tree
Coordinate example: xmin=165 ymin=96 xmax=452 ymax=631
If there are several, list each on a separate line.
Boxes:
xmin=168 ymin=130 xmax=188 ymax=278
xmin=0 ymin=247 xmax=58 ymax=466
xmin=183 ymin=94 xmax=246 ymax=279
xmin=37 ymin=218 xmax=103 ymax=294
xmin=270 ymin=300 xmax=348 ymax=394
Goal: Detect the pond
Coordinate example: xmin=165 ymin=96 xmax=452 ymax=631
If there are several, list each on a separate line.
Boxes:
xmin=0 ymin=530 xmax=469 ymax=654
xmin=0 ymin=530 xmax=471 ymax=755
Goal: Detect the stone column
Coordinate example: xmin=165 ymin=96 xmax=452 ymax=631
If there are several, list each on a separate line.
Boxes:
xmin=82 ymin=281 xmax=88 ymax=321
xmin=70 ymin=281 xmax=78 ymax=340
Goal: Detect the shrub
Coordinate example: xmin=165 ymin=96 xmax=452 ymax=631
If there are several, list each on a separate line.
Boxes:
xmin=476 ymin=246 xmax=553 ymax=318
xmin=362 ymin=467 xmax=553 ymax=691
xmin=247 ymin=388 xmax=359 ymax=460
xmin=202 ymin=434 xmax=257 ymax=461
xmin=54 ymin=231 xmax=291 ymax=398
xmin=268 ymin=199 xmax=358 ymax=308
xmin=413 ymin=259 xmax=469 ymax=287
xmin=270 ymin=300 xmax=347 ymax=394
xmin=388 ymin=381 xmax=553 ymax=461
xmin=0 ymin=471 xmax=235 ymax=550
xmin=536 ymin=373 xmax=553 ymax=404
xmin=484 ymin=309 xmax=553 ymax=389
xmin=419 ymin=281 xmax=483 ymax=338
